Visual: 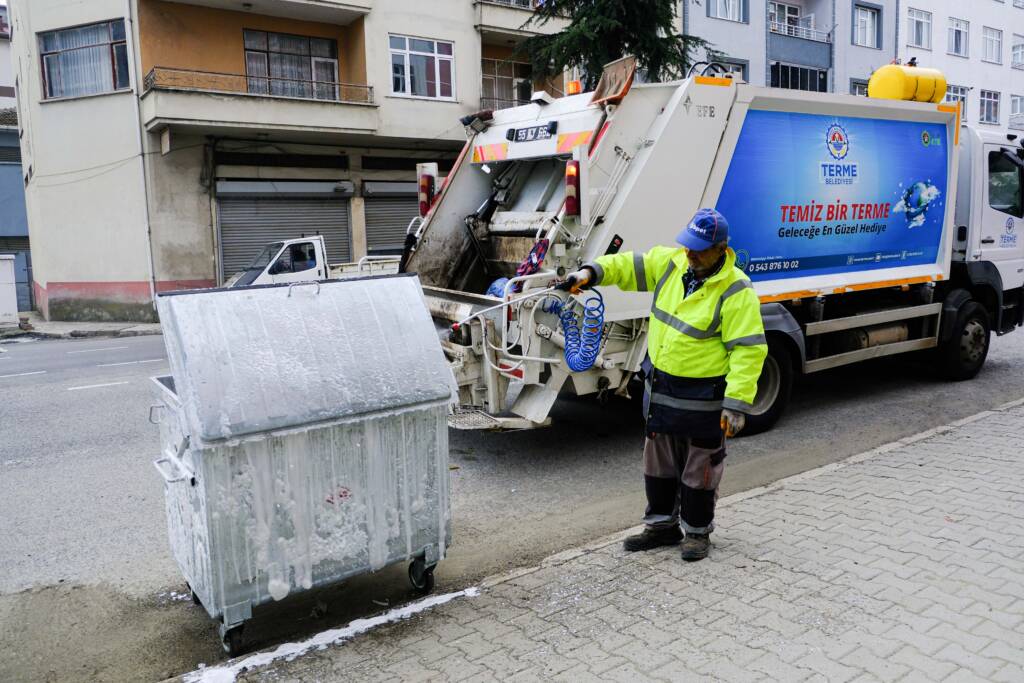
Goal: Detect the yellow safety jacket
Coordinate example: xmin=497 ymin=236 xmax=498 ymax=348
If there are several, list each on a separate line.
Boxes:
xmin=588 ymin=246 xmax=767 ymax=413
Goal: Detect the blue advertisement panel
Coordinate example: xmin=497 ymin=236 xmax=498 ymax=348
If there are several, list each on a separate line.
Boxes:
xmin=715 ymin=110 xmax=949 ymax=282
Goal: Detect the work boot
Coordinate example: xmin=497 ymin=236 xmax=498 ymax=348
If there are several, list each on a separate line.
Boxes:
xmin=622 ymin=526 xmax=683 ymax=552
xmin=680 ymin=533 xmax=711 ymax=562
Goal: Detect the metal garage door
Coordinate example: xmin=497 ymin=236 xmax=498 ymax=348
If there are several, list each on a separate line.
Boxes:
xmin=0 ymin=237 xmax=31 ymax=311
xmin=364 ymin=182 xmax=419 ymax=255
xmin=217 ymin=197 xmax=351 ymax=279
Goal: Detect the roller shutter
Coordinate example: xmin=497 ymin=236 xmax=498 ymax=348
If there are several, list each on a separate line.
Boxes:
xmin=217 ymin=197 xmax=351 ymax=278
xmin=365 ymin=189 xmax=419 ymax=255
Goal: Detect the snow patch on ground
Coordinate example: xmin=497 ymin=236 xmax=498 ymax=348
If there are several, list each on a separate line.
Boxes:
xmin=184 ymin=587 xmax=480 ymax=683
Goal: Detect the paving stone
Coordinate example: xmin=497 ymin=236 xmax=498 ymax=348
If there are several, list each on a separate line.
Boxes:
xmin=201 ymin=405 xmax=1024 ymax=683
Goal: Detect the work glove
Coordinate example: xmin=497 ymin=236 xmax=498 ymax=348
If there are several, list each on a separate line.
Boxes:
xmin=556 ymin=268 xmax=594 ymax=293
xmin=720 ymin=408 xmax=746 ymax=438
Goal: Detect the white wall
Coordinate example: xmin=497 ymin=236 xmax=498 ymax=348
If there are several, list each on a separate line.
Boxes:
xmin=685 ymin=0 xmax=767 ymax=85
xmin=834 ymin=0 xmax=900 ymax=93
xmin=899 ymin=0 xmax=1024 ymax=130
xmin=10 ymin=0 xmax=153 ymax=318
xmin=0 ymin=39 xmax=16 ymax=109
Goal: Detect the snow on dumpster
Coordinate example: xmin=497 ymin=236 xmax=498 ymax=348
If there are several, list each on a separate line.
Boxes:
xmin=149 ymin=275 xmax=454 ymax=654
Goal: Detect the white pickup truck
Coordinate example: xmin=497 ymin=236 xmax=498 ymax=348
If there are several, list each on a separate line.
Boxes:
xmin=401 ymin=62 xmax=1024 ymax=432
xmin=224 ymin=235 xmax=400 ymax=288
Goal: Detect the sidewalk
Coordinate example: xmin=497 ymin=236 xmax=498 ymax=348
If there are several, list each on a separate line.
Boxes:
xmin=0 ymin=311 xmax=160 ymax=341
xmin=193 ymin=401 xmax=1024 ymax=683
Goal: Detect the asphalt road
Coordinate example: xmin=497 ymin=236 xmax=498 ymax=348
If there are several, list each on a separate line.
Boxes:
xmin=2 ymin=331 xmax=1024 ymax=681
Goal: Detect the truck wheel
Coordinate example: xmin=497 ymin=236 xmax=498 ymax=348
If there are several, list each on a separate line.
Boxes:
xmin=938 ymin=301 xmax=991 ymax=381
xmin=739 ymin=339 xmax=794 ymax=437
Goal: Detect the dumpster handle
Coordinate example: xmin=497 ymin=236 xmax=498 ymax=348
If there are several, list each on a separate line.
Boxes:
xmin=153 ymin=436 xmax=194 ymax=484
xmin=287 ymin=281 xmax=321 ymax=297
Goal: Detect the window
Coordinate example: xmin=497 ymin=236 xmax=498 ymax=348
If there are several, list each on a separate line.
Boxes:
xmin=980 ymin=90 xmax=1000 ymax=125
xmin=769 ymin=2 xmax=800 ymax=27
xmin=770 ymin=63 xmax=827 ymax=92
xmin=1013 ymin=35 xmax=1024 ymax=68
xmin=907 ymin=8 xmax=931 ymax=50
xmin=389 ymin=35 xmax=454 ymax=100
xmin=851 ymin=79 xmax=869 ymax=96
xmin=39 ymin=20 xmax=129 ymax=99
xmin=948 ymin=18 xmax=969 ymax=57
xmin=1013 ymin=95 xmax=1024 ymax=116
xmin=481 ymin=58 xmax=532 ymax=109
xmin=983 ymin=27 xmax=1003 ymax=63
xmin=945 ymin=84 xmax=969 ymax=122
xmin=709 ymin=0 xmax=743 ymax=22
xmin=243 ymin=30 xmax=338 ymax=101
xmin=988 ymin=151 xmax=1023 ymax=218
xmin=272 ymin=242 xmax=318 ymax=274
xmin=718 ymin=61 xmax=748 ymax=81
xmin=854 ymin=6 xmax=880 ymax=48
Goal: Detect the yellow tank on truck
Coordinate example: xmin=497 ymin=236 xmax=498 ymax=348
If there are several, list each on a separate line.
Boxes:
xmin=867 ymin=64 xmax=947 ymax=103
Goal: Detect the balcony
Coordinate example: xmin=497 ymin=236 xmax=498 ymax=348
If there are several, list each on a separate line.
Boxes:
xmin=481 ymin=96 xmax=530 ymax=111
xmin=769 ymin=21 xmax=831 ymax=44
xmin=1011 ymin=114 xmax=1024 ymax=132
xmin=767 ymin=20 xmax=832 ymax=70
xmin=474 ymin=0 xmax=569 ymax=45
xmin=170 ymin=0 xmax=371 ymax=24
xmin=140 ymin=67 xmax=377 ymax=140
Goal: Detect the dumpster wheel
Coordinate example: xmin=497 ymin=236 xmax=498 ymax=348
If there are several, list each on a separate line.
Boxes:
xmin=221 ymin=624 xmax=245 ymax=657
xmin=408 ymin=559 xmax=435 ymax=595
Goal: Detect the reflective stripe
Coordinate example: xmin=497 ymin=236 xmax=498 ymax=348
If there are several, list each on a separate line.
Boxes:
xmin=724 ymin=333 xmax=767 ymax=351
xmin=649 ymin=261 xmax=755 ymax=341
xmin=633 ymin=253 xmax=648 ymax=291
xmin=722 ymin=396 xmax=754 ymax=412
xmin=652 ymin=260 xmax=676 ymax=300
xmin=649 ymin=392 xmax=723 ymax=412
xmin=583 ymin=261 xmax=605 ymax=285
xmin=652 ymin=306 xmax=721 ymax=339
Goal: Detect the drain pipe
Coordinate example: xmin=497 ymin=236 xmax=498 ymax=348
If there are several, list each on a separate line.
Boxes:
xmin=126 ymin=0 xmax=158 ymax=310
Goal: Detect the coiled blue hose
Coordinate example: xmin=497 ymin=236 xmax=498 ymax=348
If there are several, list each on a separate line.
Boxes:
xmin=543 ymin=290 xmax=605 ymax=372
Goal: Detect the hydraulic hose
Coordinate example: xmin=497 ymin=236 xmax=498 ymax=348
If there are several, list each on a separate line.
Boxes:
xmin=543 ymin=290 xmax=605 ymax=372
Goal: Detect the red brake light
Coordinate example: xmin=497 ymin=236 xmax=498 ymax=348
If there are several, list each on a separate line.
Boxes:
xmin=565 ymin=161 xmax=580 ymax=216
xmin=418 ymin=174 xmax=435 ymax=217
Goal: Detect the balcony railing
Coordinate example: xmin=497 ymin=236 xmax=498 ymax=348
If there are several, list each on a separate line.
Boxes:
xmin=481 ymin=96 xmax=530 ymax=111
xmin=1011 ymin=114 xmax=1024 ymax=131
xmin=769 ymin=21 xmax=831 ymax=44
xmin=142 ymin=67 xmax=374 ymax=105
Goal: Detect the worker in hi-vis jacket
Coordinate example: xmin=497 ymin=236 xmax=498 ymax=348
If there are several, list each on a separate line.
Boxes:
xmin=562 ymin=208 xmax=767 ymax=561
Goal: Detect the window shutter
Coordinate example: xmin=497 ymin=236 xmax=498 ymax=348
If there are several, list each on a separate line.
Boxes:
xmin=742 ymin=0 xmax=749 ymax=24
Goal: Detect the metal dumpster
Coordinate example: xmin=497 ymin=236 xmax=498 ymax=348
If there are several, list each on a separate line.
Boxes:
xmin=149 ymin=276 xmax=454 ymax=654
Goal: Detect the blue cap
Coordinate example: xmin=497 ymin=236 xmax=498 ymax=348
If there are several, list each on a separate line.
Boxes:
xmin=676 ymin=208 xmax=729 ymax=251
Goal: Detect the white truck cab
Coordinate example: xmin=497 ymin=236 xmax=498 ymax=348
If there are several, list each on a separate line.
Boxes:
xmin=225 ymin=236 xmax=327 ymax=288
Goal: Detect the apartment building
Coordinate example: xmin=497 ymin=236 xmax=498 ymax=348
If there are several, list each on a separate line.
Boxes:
xmin=683 ymin=1 xmax=900 ymax=94
xmin=899 ymin=1 xmax=1024 ymax=131
xmin=10 ymin=0 xmax=566 ymax=321
xmin=0 ymin=5 xmax=30 ymax=312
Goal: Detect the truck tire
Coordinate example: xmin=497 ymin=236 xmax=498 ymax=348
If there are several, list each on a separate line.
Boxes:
xmin=937 ymin=301 xmax=991 ymax=381
xmin=739 ymin=338 xmax=794 ymax=437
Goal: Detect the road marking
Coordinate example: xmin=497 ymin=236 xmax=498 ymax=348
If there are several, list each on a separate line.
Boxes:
xmin=0 ymin=370 xmax=46 ymax=378
xmin=66 ymin=345 xmax=129 ymax=354
xmin=67 ymin=381 xmax=130 ymax=391
xmin=96 ymin=358 xmax=165 ymax=367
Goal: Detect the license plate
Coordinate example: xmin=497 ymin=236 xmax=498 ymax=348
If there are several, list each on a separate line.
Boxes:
xmin=512 ymin=125 xmax=552 ymax=143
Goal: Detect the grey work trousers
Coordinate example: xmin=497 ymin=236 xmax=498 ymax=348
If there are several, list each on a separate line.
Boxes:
xmin=642 ymin=432 xmax=726 ymax=535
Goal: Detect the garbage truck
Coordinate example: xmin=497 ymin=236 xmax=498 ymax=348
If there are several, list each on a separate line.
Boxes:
xmin=400 ymin=60 xmax=1024 ymax=433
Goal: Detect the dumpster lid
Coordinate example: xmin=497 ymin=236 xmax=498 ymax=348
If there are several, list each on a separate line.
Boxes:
xmin=157 ymin=275 xmax=454 ymax=443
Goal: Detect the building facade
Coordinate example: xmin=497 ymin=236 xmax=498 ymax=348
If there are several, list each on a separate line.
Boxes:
xmin=0 ymin=5 xmax=30 ymax=312
xmin=10 ymin=0 xmax=566 ymax=321
xmin=897 ymin=1 xmax=1024 ymax=132
xmin=684 ymin=0 xmax=900 ymax=95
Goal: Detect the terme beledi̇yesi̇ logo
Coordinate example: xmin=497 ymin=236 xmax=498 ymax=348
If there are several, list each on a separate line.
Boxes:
xmin=821 ymin=121 xmax=857 ymax=185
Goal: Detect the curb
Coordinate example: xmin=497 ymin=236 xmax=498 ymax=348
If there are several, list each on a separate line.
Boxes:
xmin=478 ymin=397 xmax=1024 ymax=588
xmin=0 ymin=328 xmax=161 ymax=341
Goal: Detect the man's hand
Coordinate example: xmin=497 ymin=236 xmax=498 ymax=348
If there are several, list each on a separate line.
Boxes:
xmin=556 ymin=268 xmax=593 ymax=293
xmin=720 ymin=408 xmax=746 ymax=437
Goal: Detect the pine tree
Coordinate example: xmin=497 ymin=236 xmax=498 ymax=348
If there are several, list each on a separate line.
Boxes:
xmin=520 ymin=0 xmax=719 ymax=89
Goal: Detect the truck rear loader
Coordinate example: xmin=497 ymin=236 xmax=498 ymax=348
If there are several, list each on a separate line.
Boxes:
xmin=402 ymin=62 xmax=1024 ymax=432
